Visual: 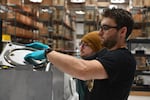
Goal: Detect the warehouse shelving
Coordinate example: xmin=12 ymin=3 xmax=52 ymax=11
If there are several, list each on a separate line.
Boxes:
xmin=0 ymin=0 xmax=76 ymax=52
xmin=127 ymin=38 xmax=150 ymax=92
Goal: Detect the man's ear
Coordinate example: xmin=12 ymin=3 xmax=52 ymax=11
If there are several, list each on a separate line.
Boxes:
xmin=119 ymin=26 xmax=127 ymax=39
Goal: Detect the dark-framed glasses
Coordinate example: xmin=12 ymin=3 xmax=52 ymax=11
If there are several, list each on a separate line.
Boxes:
xmin=100 ymin=25 xmax=118 ymax=31
xmin=79 ymin=42 xmax=90 ymax=48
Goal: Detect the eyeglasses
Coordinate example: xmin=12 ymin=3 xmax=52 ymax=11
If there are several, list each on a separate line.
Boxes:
xmin=79 ymin=42 xmax=90 ymax=48
xmin=99 ymin=25 xmax=118 ymax=31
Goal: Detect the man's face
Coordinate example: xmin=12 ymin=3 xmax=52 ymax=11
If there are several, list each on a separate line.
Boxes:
xmin=79 ymin=42 xmax=94 ymax=58
xmin=99 ymin=18 xmax=119 ymax=49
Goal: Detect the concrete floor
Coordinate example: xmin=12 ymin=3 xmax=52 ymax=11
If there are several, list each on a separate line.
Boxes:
xmin=128 ymin=95 xmax=150 ymax=100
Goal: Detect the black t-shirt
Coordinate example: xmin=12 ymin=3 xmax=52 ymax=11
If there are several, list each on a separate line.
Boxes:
xmin=77 ymin=48 xmax=108 ymax=100
xmin=84 ymin=48 xmax=136 ymax=100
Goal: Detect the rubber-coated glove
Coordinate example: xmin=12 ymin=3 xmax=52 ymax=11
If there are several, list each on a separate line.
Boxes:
xmin=24 ymin=50 xmax=45 ymax=60
xmin=26 ymin=42 xmax=49 ymax=50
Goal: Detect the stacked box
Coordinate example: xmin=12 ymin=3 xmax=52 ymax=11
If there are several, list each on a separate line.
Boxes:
xmin=133 ymin=13 xmax=143 ymax=22
xmin=41 ymin=0 xmax=52 ymax=6
xmin=97 ymin=2 xmax=110 ymax=7
xmin=146 ymin=26 xmax=150 ymax=37
xmin=58 ymin=24 xmax=63 ymax=35
xmin=0 ymin=0 xmax=7 ymax=4
xmin=129 ymin=29 xmax=143 ymax=39
xmin=7 ymin=0 xmax=21 ymax=5
xmin=35 ymin=22 xmax=44 ymax=29
xmin=85 ymin=11 xmax=95 ymax=21
xmin=85 ymin=0 xmax=96 ymax=6
xmin=53 ymin=9 xmax=64 ymax=21
xmin=21 ymin=5 xmax=33 ymax=14
xmin=144 ymin=0 xmax=150 ymax=6
xmin=6 ymin=25 xmax=34 ymax=39
xmin=39 ymin=12 xmax=51 ymax=21
xmin=53 ymin=0 xmax=64 ymax=6
xmin=132 ymin=0 xmax=144 ymax=7
xmin=39 ymin=27 xmax=48 ymax=35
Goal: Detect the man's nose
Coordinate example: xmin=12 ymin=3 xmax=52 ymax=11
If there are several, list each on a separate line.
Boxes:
xmin=98 ymin=29 xmax=103 ymax=36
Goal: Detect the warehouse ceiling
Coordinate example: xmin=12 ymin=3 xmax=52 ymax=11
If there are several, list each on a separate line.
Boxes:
xmin=68 ymin=0 xmax=129 ymax=21
xmin=0 ymin=0 xmax=130 ymax=23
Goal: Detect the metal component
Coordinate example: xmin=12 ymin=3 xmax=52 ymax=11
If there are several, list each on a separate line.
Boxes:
xmin=0 ymin=42 xmax=79 ymax=100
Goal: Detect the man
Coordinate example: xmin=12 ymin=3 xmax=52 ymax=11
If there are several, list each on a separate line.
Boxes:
xmin=79 ymin=31 xmax=103 ymax=58
xmin=24 ymin=8 xmax=136 ymax=100
xmin=78 ymin=31 xmax=104 ymax=100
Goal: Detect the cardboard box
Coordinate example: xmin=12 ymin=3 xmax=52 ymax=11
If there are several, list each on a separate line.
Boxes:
xmin=53 ymin=0 xmax=64 ymax=6
xmin=39 ymin=12 xmax=51 ymax=21
xmin=130 ymin=29 xmax=143 ymax=39
xmin=41 ymin=0 xmax=52 ymax=6
xmin=7 ymin=0 xmax=21 ymax=5
xmin=132 ymin=0 xmax=144 ymax=7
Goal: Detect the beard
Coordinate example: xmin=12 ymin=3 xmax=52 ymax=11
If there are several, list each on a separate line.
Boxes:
xmin=102 ymin=38 xmax=117 ymax=49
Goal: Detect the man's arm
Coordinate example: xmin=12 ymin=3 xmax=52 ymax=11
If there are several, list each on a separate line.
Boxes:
xmin=47 ymin=51 xmax=108 ymax=80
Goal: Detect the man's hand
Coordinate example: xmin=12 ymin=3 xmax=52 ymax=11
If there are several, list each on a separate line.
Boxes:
xmin=26 ymin=42 xmax=49 ymax=50
xmin=24 ymin=50 xmax=45 ymax=60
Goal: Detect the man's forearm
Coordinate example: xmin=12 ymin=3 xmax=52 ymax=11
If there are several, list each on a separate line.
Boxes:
xmin=46 ymin=51 xmax=86 ymax=78
xmin=46 ymin=51 xmax=108 ymax=80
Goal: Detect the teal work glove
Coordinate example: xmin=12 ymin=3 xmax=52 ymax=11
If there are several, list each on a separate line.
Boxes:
xmin=26 ymin=42 xmax=49 ymax=50
xmin=24 ymin=50 xmax=45 ymax=60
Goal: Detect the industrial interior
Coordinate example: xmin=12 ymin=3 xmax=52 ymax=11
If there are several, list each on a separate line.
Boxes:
xmin=0 ymin=0 xmax=150 ymax=100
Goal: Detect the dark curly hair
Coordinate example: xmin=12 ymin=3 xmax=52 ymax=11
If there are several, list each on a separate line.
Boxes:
xmin=101 ymin=8 xmax=134 ymax=40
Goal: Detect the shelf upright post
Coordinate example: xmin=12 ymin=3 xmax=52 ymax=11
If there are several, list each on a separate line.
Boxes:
xmin=0 ymin=18 xmax=2 ymax=53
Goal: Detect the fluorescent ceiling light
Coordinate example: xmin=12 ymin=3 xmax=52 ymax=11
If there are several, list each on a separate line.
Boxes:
xmin=70 ymin=0 xmax=85 ymax=3
xmin=30 ymin=0 xmax=43 ymax=3
xmin=109 ymin=5 xmax=118 ymax=9
xmin=75 ymin=10 xmax=85 ymax=14
xmin=111 ymin=0 xmax=125 ymax=3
